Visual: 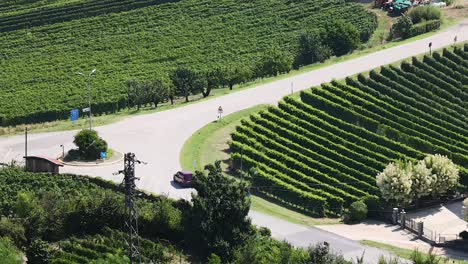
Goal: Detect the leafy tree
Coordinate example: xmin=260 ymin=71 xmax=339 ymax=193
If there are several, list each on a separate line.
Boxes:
xmin=146 ymin=79 xmax=169 ymax=107
xmin=222 ymin=66 xmax=253 ymax=90
xmin=26 ymin=239 xmax=52 ymax=264
xmin=408 ymin=6 xmax=441 ymax=24
xmin=233 ymin=236 xmax=313 ymax=264
xmin=0 ymin=218 xmax=26 ymax=250
xmin=296 ymin=30 xmax=332 ymax=67
xmin=348 ymin=200 xmax=367 ymax=222
xmin=73 ymin=129 xmax=108 ymax=160
xmin=307 ymin=242 xmax=351 ymax=264
xmin=377 ymin=155 xmax=459 ymax=206
xmin=376 ymin=161 xmax=413 ymax=205
xmin=232 ymin=236 xmax=282 ymax=264
xmin=64 ymin=191 xmax=124 ymax=236
xmin=207 ymin=253 xmax=222 ymax=264
xmin=324 ymin=20 xmax=360 ymax=56
xmin=171 ymin=66 xmax=205 ymax=102
xmin=0 ymin=237 xmax=22 ymax=264
xmin=189 ymin=161 xmax=254 ymax=261
xmin=139 ymin=197 xmax=183 ymax=240
xmin=256 ymin=49 xmax=292 ymax=77
xmin=126 ymin=79 xmax=146 ymax=110
xmin=202 ymin=68 xmax=222 ymax=98
xmin=391 ymin=15 xmax=413 ymax=39
xmin=422 ymin=154 xmax=459 ymax=196
xmin=13 ymin=191 xmax=37 ymax=219
xmin=410 ymin=160 xmax=434 ymax=201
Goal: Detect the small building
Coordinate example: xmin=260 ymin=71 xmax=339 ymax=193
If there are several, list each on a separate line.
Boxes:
xmin=24 ymin=156 xmax=63 ymax=174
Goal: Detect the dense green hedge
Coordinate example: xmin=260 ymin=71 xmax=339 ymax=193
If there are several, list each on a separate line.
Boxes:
xmin=408 ymin=19 xmax=440 ymax=37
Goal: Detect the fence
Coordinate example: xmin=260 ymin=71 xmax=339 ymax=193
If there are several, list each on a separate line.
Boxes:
xmin=393 ymin=208 xmax=463 ymax=245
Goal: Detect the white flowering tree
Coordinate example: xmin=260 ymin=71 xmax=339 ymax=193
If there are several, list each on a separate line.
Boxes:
xmin=410 ymin=160 xmax=435 ymax=200
xmin=376 ymin=161 xmax=413 ymax=205
xmin=422 ymin=154 xmax=459 ymax=196
xmin=376 ymin=154 xmax=459 ymax=206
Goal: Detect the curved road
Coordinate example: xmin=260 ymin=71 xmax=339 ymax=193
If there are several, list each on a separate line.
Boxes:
xmin=1 ymin=21 xmax=467 ymax=262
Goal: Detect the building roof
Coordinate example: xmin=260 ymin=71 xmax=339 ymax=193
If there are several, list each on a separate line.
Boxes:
xmin=24 ymin=156 xmax=64 ymax=167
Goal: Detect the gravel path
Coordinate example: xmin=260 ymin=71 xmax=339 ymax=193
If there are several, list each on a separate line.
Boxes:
xmin=1 ymin=21 xmax=467 ymax=263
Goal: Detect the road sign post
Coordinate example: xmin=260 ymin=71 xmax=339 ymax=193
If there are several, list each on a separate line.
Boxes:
xmin=70 ymin=109 xmax=79 ymax=122
xmin=218 ymin=106 xmax=223 ymax=121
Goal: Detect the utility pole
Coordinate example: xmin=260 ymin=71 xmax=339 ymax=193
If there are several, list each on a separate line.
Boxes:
xmin=24 ymin=127 xmax=28 ymax=158
xmin=24 ymin=127 xmax=28 ymax=171
xmin=77 ymin=69 xmax=96 ymax=130
xmin=115 ymin=153 xmax=145 ymax=263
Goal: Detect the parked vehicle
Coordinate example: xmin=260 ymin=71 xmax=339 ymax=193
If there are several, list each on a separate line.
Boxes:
xmin=173 ymin=171 xmax=193 ymax=187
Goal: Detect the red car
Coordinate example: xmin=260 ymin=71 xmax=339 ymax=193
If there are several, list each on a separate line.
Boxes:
xmin=173 ymin=171 xmax=193 ymax=187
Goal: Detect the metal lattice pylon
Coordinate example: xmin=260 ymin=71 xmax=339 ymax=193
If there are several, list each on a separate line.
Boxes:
xmin=117 ymin=153 xmax=142 ymax=263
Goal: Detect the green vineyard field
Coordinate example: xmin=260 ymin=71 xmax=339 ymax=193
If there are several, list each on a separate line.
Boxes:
xmin=0 ymin=0 xmax=377 ymax=126
xmin=230 ymin=45 xmax=468 ymax=216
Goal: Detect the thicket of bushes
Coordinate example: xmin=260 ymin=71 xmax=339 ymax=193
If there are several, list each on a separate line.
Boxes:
xmin=390 ymin=6 xmax=441 ymax=39
xmin=0 ymin=165 xmax=356 ymax=263
xmin=72 ymin=129 xmax=108 ymax=160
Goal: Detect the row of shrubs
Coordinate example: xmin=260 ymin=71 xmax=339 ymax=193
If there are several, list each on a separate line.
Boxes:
xmin=278 ymin=98 xmax=412 ymax=163
xmin=230 ymin=140 xmax=349 ymax=211
xmin=269 ymin=104 xmax=390 ymax=171
xmin=357 ymin=72 xmax=468 ymax=157
xmin=240 ymin=112 xmax=379 ymax=185
xmin=380 ymin=63 xmax=468 ymax=121
xmin=231 ymin=130 xmax=365 ymax=204
xmin=345 ymin=75 xmax=468 ymax=167
xmin=391 ymin=5 xmax=441 ymax=39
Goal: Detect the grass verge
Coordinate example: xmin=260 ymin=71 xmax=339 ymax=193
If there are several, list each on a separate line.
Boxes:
xmin=1 ymin=16 xmax=462 ymax=136
xmin=360 ymin=240 xmax=468 ymax=264
xmin=180 ymin=105 xmax=269 ymax=172
xmin=251 ymin=196 xmax=341 ymax=226
xmin=179 ymin=104 xmax=340 ymax=226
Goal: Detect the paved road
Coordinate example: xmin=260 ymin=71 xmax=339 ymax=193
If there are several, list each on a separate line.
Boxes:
xmin=250 ymin=211 xmax=408 ymax=263
xmin=1 ymin=21 xmax=466 ymax=263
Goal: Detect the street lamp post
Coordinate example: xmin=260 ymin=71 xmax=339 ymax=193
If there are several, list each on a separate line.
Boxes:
xmin=78 ymin=69 xmax=96 ymax=130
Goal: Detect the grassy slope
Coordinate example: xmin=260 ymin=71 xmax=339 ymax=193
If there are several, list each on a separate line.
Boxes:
xmin=180 ymin=104 xmax=269 ymax=172
xmin=180 ymin=105 xmax=341 ymax=225
xmin=360 ymin=240 xmax=468 ymax=264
